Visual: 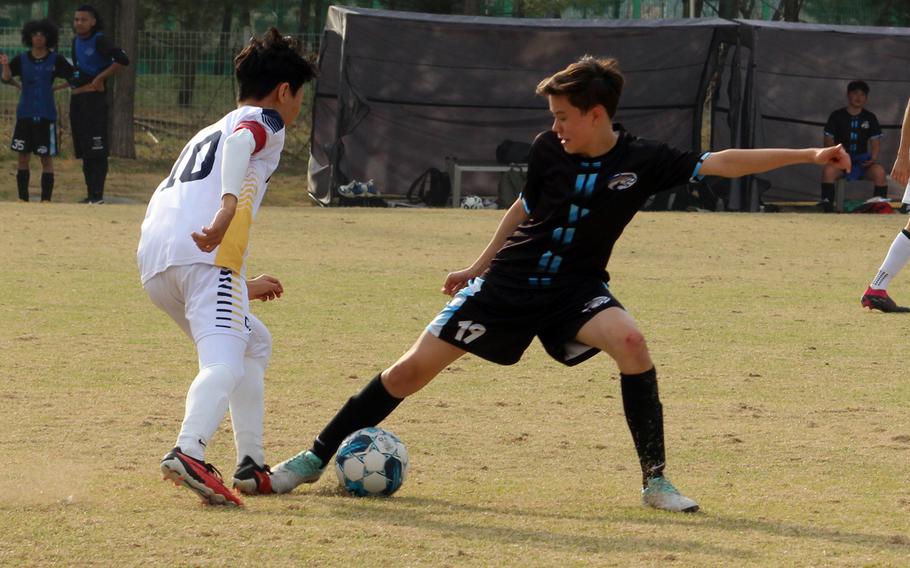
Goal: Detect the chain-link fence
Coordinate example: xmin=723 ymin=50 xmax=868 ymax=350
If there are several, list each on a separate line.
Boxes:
xmin=0 ymin=28 xmax=320 ymax=159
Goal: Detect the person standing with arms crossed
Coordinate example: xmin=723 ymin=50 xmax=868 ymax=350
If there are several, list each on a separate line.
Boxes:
xmin=1 ymin=19 xmax=74 ymax=202
xmin=69 ymin=4 xmax=129 ymax=204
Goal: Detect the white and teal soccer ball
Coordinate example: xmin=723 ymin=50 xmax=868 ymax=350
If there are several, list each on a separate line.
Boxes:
xmin=335 ymin=427 xmax=409 ymax=497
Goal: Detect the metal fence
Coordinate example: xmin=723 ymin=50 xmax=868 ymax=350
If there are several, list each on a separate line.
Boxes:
xmin=0 ymin=28 xmax=321 ymax=158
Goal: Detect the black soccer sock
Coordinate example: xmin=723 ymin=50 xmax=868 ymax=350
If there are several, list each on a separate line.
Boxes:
xmin=82 ymin=160 xmax=92 ymax=199
xmin=88 ymin=157 xmax=108 ymax=201
xmin=820 ymin=182 xmax=835 ymax=203
xmin=620 ymin=367 xmax=666 ymax=487
xmin=16 ymin=169 xmax=29 ymax=202
xmin=311 ymin=373 xmax=404 ymax=465
xmin=874 ymin=185 xmax=888 ymax=198
xmin=40 ymin=173 xmax=54 ymax=202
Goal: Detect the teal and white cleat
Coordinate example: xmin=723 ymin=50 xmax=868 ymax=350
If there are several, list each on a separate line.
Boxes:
xmin=269 ymin=450 xmax=326 ymax=494
xmin=641 ymin=476 xmax=699 ymax=512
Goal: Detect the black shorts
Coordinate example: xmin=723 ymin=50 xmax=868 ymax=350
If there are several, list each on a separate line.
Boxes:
xmin=427 ymin=277 xmax=624 ymax=366
xmin=11 ymin=118 xmax=58 ymax=156
xmin=70 ymin=91 xmax=108 ymax=159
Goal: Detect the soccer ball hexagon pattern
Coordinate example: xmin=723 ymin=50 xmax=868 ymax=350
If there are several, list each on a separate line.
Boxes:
xmin=335 ymin=427 xmax=409 ymax=497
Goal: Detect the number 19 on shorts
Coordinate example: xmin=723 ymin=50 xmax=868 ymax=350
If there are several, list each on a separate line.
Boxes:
xmin=454 ymin=320 xmax=486 ymax=344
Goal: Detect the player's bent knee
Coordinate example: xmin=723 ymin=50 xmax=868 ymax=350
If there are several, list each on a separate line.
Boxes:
xmin=383 ymin=359 xmax=432 ymax=397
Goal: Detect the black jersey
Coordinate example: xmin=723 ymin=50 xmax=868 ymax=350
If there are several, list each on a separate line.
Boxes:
xmin=824 ymin=108 xmax=882 ymax=157
xmin=485 ymin=128 xmax=704 ymax=289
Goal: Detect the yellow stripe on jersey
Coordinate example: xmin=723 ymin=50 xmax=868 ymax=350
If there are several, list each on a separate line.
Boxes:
xmin=215 ymin=172 xmax=259 ymax=273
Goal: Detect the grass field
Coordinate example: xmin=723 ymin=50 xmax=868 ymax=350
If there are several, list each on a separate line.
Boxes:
xmin=1 ymin=203 xmax=909 ymax=567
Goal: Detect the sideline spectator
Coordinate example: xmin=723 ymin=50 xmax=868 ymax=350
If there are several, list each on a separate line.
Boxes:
xmin=819 ymin=80 xmax=887 ymax=211
xmin=69 ymin=4 xmax=130 ymax=204
xmin=1 ymin=19 xmax=74 ymax=202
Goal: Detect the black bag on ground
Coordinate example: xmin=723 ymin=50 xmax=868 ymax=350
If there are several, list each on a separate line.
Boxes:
xmin=407 ymin=167 xmax=451 ymax=207
xmin=495 ymin=140 xmax=531 ymax=164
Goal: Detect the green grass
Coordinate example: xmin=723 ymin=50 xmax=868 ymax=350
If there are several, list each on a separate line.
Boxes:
xmin=1 ymin=205 xmax=909 ymax=566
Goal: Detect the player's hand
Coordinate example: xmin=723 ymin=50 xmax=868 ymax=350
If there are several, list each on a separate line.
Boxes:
xmin=90 ymin=76 xmax=105 ymax=92
xmin=442 ymin=268 xmax=475 ymax=296
xmin=891 ymin=155 xmax=910 ymax=187
xmin=815 ymin=144 xmax=851 ymax=172
xmin=247 ymin=274 xmax=283 ymax=302
xmin=191 ymin=195 xmax=237 ymax=253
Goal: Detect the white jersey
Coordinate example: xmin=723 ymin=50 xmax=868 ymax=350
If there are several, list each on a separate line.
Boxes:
xmin=137 ymin=106 xmax=285 ymax=284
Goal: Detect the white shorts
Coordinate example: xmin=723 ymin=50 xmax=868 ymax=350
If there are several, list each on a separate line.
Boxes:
xmin=902 ymin=181 xmax=910 ymax=205
xmin=143 ymin=263 xmax=271 ymax=360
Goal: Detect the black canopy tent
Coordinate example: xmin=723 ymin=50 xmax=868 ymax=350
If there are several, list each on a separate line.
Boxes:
xmin=308 ymin=6 xmax=743 ymax=206
xmin=740 ymin=20 xmax=910 ymax=206
xmin=308 ymin=7 xmax=910 ymax=209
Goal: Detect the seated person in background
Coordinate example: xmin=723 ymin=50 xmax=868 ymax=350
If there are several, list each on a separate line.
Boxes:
xmin=819 ymin=80 xmax=886 ymax=211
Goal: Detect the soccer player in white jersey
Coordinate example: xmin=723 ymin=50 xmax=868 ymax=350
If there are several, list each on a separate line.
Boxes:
xmin=137 ymin=28 xmax=315 ymax=506
xmin=861 ymin=97 xmax=910 ymax=313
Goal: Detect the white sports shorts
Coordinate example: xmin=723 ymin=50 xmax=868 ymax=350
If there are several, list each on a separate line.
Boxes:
xmin=143 ymin=263 xmax=271 ymax=360
xmin=902 ymin=181 xmax=910 ymax=205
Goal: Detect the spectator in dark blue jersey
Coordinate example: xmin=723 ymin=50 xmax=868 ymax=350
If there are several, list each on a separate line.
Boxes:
xmin=1 ymin=19 xmax=74 ymax=202
xmin=69 ymin=4 xmax=130 ymax=204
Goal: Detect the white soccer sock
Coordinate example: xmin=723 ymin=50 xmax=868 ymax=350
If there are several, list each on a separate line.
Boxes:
xmin=176 ymin=363 xmax=242 ymax=461
xmin=229 ymin=356 xmax=267 ymax=466
xmin=870 ymin=230 xmax=910 ymax=290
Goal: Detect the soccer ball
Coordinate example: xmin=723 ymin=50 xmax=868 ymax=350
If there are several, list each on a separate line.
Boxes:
xmin=335 ymin=427 xmax=409 ymax=497
xmin=461 ymin=195 xmax=484 ymax=209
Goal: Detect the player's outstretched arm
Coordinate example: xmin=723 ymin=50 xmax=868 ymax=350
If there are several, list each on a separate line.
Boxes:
xmin=442 ymin=198 xmax=529 ymax=296
xmin=891 ymin=98 xmax=910 ymax=187
xmin=248 ymin=274 xmax=283 ymax=302
xmin=699 ymin=145 xmax=851 ymax=179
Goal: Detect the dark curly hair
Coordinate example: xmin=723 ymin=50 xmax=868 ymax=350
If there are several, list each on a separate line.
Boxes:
xmin=75 ymin=4 xmax=103 ymax=33
xmin=234 ymin=27 xmax=316 ymax=101
xmin=22 ymin=19 xmax=59 ymax=49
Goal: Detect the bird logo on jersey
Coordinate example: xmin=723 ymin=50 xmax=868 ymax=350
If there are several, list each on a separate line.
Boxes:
xmin=582 ymin=295 xmax=612 ymax=313
xmin=607 ymin=173 xmax=638 ymax=191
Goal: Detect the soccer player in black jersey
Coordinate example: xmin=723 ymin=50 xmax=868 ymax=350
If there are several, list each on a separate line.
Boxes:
xmin=819 ymin=80 xmax=887 ymax=211
xmin=69 ymin=5 xmax=130 ymax=204
xmin=270 ymin=56 xmax=850 ymax=512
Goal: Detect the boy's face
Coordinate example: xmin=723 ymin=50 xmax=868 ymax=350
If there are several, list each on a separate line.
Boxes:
xmin=30 ymin=31 xmax=46 ymax=49
xmin=275 ymin=82 xmax=306 ymax=125
xmin=73 ymin=11 xmax=95 ymax=36
xmin=547 ymin=94 xmax=605 ymax=156
xmin=847 ymin=89 xmax=867 ymax=109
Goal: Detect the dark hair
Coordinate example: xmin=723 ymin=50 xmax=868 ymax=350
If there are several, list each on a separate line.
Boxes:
xmin=75 ymin=4 xmax=103 ymax=33
xmin=234 ymin=27 xmax=316 ymax=101
xmin=535 ymin=56 xmax=624 ymax=117
xmin=847 ymin=80 xmax=869 ymax=95
xmin=22 ymin=19 xmax=59 ymax=49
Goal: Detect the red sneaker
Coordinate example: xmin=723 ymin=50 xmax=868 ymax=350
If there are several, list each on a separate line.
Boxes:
xmin=160 ymin=448 xmax=243 ymax=506
xmin=861 ymin=287 xmax=910 ymax=313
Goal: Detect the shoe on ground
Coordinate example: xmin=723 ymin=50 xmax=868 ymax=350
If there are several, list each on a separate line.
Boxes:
xmin=160 ymin=447 xmax=243 ymax=506
xmin=641 ymin=476 xmax=699 ymax=513
xmin=89 ymin=199 xmax=104 ymax=204
xmin=79 ymin=197 xmax=92 ymax=204
xmin=269 ymin=450 xmax=325 ymax=494
xmin=232 ymin=456 xmax=273 ymax=495
xmin=816 ymin=199 xmax=834 ymax=213
xmin=861 ymin=287 xmax=910 ymax=313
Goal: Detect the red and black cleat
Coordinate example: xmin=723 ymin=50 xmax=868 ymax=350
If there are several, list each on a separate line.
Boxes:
xmin=160 ymin=447 xmax=243 ymax=506
xmin=232 ymin=456 xmax=273 ymax=495
xmin=861 ymin=288 xmax=910 ymax=313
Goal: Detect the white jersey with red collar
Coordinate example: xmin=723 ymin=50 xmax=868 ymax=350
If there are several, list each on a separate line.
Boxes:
xmin=137 ymin=105 xmax=285 ymax=284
